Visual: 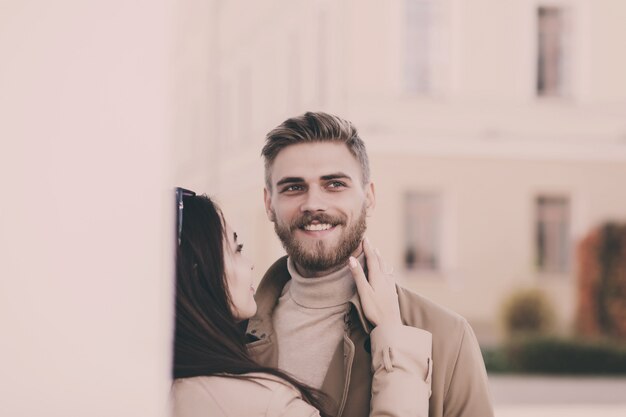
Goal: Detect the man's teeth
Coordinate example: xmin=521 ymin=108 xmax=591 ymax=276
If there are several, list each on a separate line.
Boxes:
xmin=303 ymin=223 xmax=333 ymax=231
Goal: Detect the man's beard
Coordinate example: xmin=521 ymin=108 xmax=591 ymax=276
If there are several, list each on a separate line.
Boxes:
xmin=273 ymin=206 xmax=367 ymax=272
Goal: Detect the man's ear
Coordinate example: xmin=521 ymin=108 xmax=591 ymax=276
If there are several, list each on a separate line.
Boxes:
xmin=263 ymin=187 xmax=276 ymax=222
xmin=365 ymin=181 xmax=376 ymax=216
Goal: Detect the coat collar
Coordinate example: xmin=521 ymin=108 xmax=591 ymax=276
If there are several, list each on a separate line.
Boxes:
xmin=348 ymin=290 xmax=373 ymax=335
xmin=247 ymin=256 xmax=374 ymax=339
xmin=245 ymin=257 xmax=290 ymax=347
xmin=247 ymin=256 xmax=374 ymax=417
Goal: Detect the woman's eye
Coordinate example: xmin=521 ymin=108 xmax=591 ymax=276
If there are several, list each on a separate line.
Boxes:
xmin=236 ymin=244 xmax=243 ymax=253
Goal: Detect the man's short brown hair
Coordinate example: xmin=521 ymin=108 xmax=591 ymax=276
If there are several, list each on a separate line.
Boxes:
xmin=261 ymin=112 xmax=370 ymax=190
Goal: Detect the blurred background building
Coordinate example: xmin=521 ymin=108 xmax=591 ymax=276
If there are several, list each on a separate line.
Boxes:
xmin=205 ymin=0 xmax=626 ymax=345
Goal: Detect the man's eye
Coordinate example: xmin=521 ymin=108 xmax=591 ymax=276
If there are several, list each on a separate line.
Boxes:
xmin=283 ymin=185 xmax=304 ymax=192
xmin=328 ymin=181 xmax=346 ymax=189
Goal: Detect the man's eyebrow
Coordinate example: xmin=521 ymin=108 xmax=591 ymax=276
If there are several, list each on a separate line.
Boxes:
xmin=276 ymin=177 xmax=305 ymax=187
xmin=321 ymin=173 xmax=352 ymax=181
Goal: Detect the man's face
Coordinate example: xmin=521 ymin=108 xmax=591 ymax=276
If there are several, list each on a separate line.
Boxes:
xmin=264 ymin=142 xmax=375 ymax=273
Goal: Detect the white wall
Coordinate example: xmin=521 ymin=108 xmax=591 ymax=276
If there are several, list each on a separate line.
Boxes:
xmin=0 ymin=1 xmax=215 ymax=415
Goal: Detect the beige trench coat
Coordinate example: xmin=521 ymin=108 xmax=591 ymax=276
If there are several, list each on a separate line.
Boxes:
xmin=171 ymin=323 xmax=432 ymax=417
xmin=246 ymin=257 xmax=494 ymax=417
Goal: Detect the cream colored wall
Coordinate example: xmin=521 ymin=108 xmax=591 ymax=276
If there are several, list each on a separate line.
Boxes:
xmin=0 ymin=1 xmax=217 ymax=415
xmin=587 ymin=0 xmax=626 ymax=101
xmin=171 ymin=0 xmax=220 ymax=190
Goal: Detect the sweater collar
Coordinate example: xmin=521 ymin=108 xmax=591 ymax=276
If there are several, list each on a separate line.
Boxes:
xmin=286 ymin=256 xmax=361 ymax=309
xmin=247 ymin=254 xmax=373 ymax=343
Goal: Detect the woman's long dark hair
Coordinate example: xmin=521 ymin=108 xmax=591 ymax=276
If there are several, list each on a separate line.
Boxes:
xmin=173 ymin=195 xmax=331 ymax=417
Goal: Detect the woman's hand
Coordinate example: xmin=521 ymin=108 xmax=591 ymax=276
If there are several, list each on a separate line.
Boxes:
xmin=348 ymin=237 xmax=402 ymax=327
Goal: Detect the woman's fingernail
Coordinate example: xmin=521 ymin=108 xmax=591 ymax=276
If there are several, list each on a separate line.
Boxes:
xmin=349 ymin=257 xmax=357 ymax=268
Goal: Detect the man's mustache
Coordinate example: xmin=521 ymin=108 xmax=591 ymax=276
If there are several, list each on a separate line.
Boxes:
xmin=290 ymin=212 xmax=347 ymax=231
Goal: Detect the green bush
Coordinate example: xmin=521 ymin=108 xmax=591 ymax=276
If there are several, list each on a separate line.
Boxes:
xmin=500 ymin=288 xmax=555 ymax=335
xmin=481 ymin=347 xmax=510 ymax=373
xmin=483 ymin=336 xmax=626 ymax=374
xmin=507 ymin=336 xmax=626 ymax=374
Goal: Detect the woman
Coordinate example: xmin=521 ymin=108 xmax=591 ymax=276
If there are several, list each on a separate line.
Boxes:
xmin=170 ymin=192 xmax=432 ymax=417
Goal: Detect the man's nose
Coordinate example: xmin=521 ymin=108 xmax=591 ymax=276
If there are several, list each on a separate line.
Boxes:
xmin=300 ymin=187 xmax=327 ymax=212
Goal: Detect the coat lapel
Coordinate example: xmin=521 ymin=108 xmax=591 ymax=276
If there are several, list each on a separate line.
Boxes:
xmin=245 ymin=257 xmax=291 ymax=367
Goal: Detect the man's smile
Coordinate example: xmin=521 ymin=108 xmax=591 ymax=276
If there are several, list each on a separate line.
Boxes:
xmin=303 ymin=223 xmax=333 ymax=231
xmin=292 ymin=214 xmax=345 ymax=234
xmin=297 ymin=220 xmax=340 ymax=238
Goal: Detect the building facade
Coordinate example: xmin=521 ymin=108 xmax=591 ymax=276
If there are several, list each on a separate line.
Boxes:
xmin=211 ymin=0 xmax=626 ymax=344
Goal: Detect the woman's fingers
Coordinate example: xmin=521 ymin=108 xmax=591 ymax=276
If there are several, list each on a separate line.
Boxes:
xmin=352 ymin=238 xmax=402 ymax=327
xmin=350 ymin=256 xmax=381 ymax=325
xmin=349 ymin=256 xmax=371 ymax=297
xmin=363 ymin=237 xmax=381 ymax=284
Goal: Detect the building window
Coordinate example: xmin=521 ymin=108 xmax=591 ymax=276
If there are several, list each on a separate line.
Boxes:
xmin=536 ymin=6 xmax=571 ymax=97
xmin=405 ymin=192 xmax=441 ymax=271
xmin=404 ymin=0 xmax=443 ymax=95
xmin=536 ymin=195 xmax=570 ymax=273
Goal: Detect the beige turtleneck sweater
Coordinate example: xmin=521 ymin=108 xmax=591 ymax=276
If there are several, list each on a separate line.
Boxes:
xmin=272 ymin=256 xmax=361 ymax=389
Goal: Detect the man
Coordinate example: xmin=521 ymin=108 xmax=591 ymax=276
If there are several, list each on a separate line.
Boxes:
xmin=247 ymin=112 xmax=494 ymax=417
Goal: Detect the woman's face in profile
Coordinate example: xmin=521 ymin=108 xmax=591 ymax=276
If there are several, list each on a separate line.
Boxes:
xmin=223 ymin=222 xmax=257 ymax=321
